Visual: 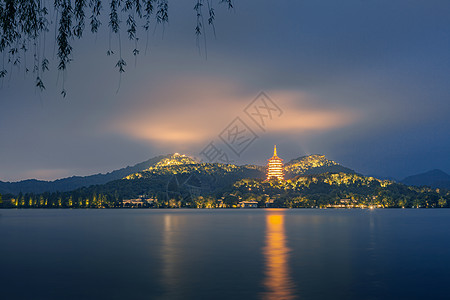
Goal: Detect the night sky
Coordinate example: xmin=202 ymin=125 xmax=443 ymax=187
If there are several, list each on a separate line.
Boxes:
xmin=1 ymin=0 xmax=450 ymax=181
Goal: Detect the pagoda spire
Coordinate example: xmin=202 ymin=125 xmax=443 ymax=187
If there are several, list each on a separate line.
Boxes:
xmin=274 ymin=145 xmax=277 ymax=156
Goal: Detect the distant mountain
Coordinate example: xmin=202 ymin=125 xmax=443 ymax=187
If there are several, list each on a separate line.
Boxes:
xmin=0 ymin=154 xmax=176 ymax=194
xmin=284 ymin=154 xmax=356 ymax=178
xmin=401 ymin=169 xmax=450 ymax=189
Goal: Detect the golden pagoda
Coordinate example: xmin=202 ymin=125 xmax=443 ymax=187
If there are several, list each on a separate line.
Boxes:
xmin=266 ymin=145 xmax=284 ymax=180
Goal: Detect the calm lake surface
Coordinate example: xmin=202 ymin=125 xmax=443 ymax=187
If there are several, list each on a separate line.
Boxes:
xmin=2 ymin=209 xmax=450 ymax=300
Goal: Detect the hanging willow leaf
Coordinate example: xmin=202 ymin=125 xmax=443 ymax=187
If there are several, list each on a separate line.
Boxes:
xmin=89 ymin=0 xmax=102 ymax=33
xmin=57 ymin=0 xmax=73 ymax=71
xmin=74 ymin=0 xmax=87 ymax=38
xmin=0 ymin=0 xmax=234 ymax=95
xmin=36 ymin=76 xmax=45 ymax=91
xmin=126 ymin=14 xmax=137 ymax=40
xmin=135 ymin=0 xmax=142 ymax=18
xmin=115 ymin=58 xmax=127 ymax=73
xmin=9 ymin=47 xmax=18 ymax=55
xmin=109 ymin=0 xmax=120 ymax=34
xmin=207 ymin=0 xmax=216 ymax=38
xmin=156 ymin=0 xmax=168 ymax=24
xmin=42 ymin=58 xmax=49 ymax=72
xmin=194 ymin=0 xmax=203 ymax=37
xmin=220 ymin=0 xmax=233 ymax=9
xmin=123 ymin=0 xmax=133 ymax=12
xmin=208 ymin=7 xmax=215 ymax=25
xmin=143 ymin=0 xmax=155 ymax=30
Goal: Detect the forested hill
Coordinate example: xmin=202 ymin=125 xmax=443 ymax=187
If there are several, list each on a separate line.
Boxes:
xmin=0 ymin=154 xmax=173 ymax=194
xmin=284 ymin=154 xmax=356 ymax=177
xmin=0 ymin=153 xmax=356 ymax=195
xmin=231 ymin=173 xmax=448 ymax=208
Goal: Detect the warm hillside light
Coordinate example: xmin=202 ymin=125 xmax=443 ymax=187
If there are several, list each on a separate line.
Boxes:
xmin=267 ymin=145 xmax=284 ymax=181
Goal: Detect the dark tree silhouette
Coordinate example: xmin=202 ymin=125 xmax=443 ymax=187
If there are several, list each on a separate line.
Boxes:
xmin=0 ymin=0 xmax=233 ymax=96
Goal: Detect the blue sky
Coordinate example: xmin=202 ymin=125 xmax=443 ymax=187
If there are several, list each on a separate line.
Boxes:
xmin=1 ymin=0 xmax=450 ymax=181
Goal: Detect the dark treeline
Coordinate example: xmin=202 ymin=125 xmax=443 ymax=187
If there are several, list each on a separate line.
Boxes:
xmin=0 ymin=191 xmax=118 ymax=208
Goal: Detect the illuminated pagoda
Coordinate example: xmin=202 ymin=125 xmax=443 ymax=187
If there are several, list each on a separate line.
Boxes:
xmin=266 ymin=145 xmax=284 ymax=180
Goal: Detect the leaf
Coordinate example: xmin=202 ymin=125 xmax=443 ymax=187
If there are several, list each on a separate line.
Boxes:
xmin=220 ymin=0 xmax=233 ymax=9
xmin=115 ymin=58 xmax=127 ymax=73
xmin=156 ymin=0 xmax=169 ymax=24
xmin=42 ymin=58 xmax=50 ymax=72
xmin=208 ymin=8 xmax=215 ymax=25
xmin=36 ymin=77 xmax=46 ymax=91
xmin=126 ymin=14 xmax=137 ymax=40
xmin=89 ymin=0 xmax=102 ymax=33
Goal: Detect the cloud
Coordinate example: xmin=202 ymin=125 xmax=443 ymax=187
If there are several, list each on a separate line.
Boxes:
xmin=109 ymin=78 xmax=362 ymax=150
xmin=261 ymin=90 xmax=361 ymax=133
xmin=109 ymin=76 xmax=246 ymax=147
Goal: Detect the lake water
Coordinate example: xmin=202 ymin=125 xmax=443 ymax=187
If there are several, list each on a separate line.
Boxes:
xmin=1 ymin=209 xmax=450 ymax=299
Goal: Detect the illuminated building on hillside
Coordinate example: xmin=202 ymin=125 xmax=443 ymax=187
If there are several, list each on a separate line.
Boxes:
xmin=267 ymin=145 xmax=284 ymax=180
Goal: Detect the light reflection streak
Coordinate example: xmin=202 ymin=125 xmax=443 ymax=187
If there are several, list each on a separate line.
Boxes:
xmin=262 ymin=211 xmax=297 ymax=300
xmin=159 ymin=214 xmax=182 ymax=299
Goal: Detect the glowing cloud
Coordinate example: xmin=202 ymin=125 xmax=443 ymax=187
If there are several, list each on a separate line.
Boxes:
xmin=109 ymin=77 xmax=362 ymax=150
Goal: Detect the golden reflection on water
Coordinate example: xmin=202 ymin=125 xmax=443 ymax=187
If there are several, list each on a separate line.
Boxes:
xmin=160 ymin=214 xmax=182 ymax=299
xmin=262 ymin=211 xmax=297 ymax=300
